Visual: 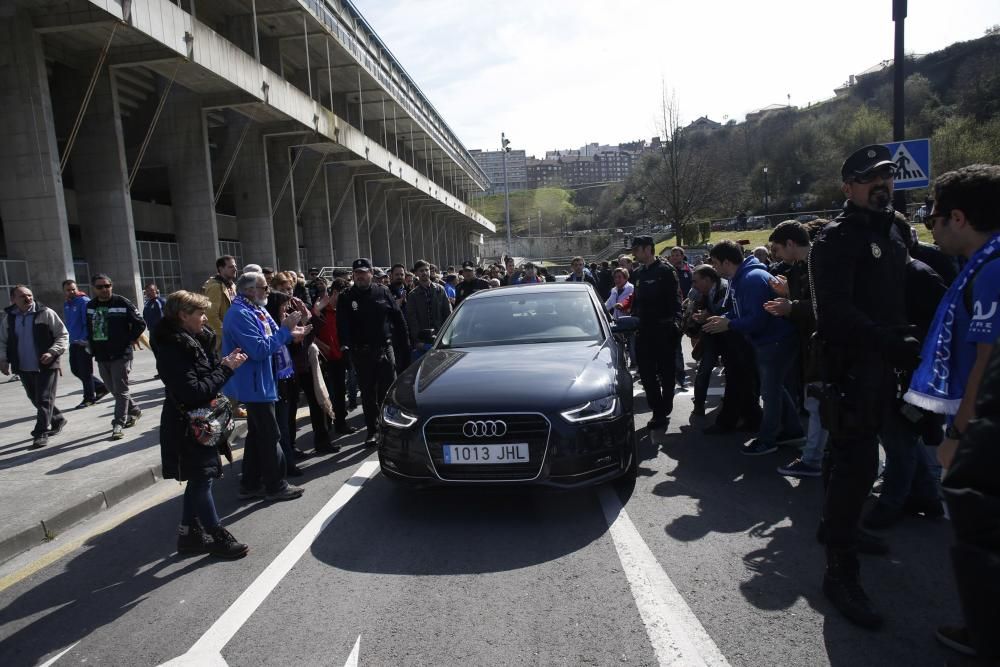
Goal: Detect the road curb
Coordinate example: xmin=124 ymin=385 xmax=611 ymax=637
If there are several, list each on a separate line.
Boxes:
xmin=0 ymin=422 xmax=251 ymax=565
xmin=0 ymin=464 xmax=164 ymax=565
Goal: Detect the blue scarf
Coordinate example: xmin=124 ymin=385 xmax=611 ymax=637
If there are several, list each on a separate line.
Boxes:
xmin=904 ymin=232 xmax=1000 ymax=414
xmin=233 ymin=294 xmax=294 ymax=380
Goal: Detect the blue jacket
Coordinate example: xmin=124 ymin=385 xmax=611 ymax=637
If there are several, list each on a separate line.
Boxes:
xmin=220 ymin=298 xmax=292 ymax=403
xmin=143 ymin=296 xmax=166 ymax=334
xmin=726 ymin=256 xmax=795 ymax=347
xmin=63 ymin=293 xmax=90 ymax=343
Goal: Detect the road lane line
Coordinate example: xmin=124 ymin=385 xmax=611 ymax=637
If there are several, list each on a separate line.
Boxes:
xmin=38 ymin=641 xmax=79 ymax=667
xmin=598 ymin=487 xmax=730 ymax=667
xmin=344 ymin=635 xmax=361 ymax=667
xmin=161 ymin=460 xmax=381 ymax=664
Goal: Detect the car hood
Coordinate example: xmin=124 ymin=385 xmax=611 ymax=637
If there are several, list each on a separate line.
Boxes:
xmin=391 ymin=341 xmax=618 ymax=413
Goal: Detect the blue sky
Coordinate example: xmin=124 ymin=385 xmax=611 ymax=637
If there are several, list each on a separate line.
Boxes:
xmin=359 ymin=0 xmax=1000 ymax=157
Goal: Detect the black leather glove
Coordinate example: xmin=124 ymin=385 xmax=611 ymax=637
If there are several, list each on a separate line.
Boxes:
xmin=880 ymin=328 xmax=921 ymax=371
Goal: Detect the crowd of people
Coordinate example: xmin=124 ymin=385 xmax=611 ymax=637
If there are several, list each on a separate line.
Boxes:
xmin=0 ymin=144 xmax=996 ymax=662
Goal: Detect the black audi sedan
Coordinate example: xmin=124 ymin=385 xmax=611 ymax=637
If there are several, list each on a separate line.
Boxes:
xmin=378 ymin=282 xmax=638 ymax=488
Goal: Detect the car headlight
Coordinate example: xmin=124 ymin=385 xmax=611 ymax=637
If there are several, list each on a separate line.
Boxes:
xmin=382 ymin=403 xmax=418 ymax=429
xmin=561 ymin=395 xmax=619 ymax=423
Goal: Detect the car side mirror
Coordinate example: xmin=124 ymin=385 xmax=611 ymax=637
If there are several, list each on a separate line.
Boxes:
xmin=417 ymin=328 xmax=437 ymax=344
xmin=610 ymin=317 xmax=638 ymax=335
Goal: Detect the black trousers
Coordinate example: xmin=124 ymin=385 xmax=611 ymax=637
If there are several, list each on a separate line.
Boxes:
xmin=942 ymin=427 xmax=1000 ymax=658
xmin=716 ymin=331 xmax=761 ymax=429
xmin=68 ymin=342 xmax=105 ymax=402
xmin=321 ymin=357 xmax=349 ymax=428
xmin=636 ymin=325 xmax=678 ymax=419
xmin=350 ymin=346 xmax=397 ymax=436
xmin=822 ymin=433 xmax=880 ymax=554
xmin=242 ymin=402 xmax=286 ymax=493
xmin=20 ymin=368 xmax=63 ymax=437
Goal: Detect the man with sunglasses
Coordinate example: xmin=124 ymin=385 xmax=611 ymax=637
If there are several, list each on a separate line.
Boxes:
xmin=808 ymin=144 xmax=920 ymax=630
xmin=86 ymin=273 xmax=147 ymax=441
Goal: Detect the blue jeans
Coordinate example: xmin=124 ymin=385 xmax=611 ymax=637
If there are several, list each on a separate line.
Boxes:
xmin=878 ymin=408 xmax=941 ymax=509
xmin=800 ymin=393 xmax=828 ymax=467
xmin=754 ymin=338 xmax=804 ymax=446
xmin=182 ymin=478 xmax=221 ymax=529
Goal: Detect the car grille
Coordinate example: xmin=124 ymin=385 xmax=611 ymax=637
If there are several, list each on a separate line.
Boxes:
xmin=423 ymin=414 xmax=550 ymax=481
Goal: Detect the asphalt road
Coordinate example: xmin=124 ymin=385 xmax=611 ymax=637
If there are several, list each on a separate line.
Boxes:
xmin=0 ymin=379 xmax=961 ymax=666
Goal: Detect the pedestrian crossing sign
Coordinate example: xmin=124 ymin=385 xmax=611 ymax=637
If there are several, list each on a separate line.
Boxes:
xmin=883 ymin=138 xmax=931 ymax=190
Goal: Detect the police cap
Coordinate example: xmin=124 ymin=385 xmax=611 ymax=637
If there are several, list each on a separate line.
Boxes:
xmin=351 ymin=258 xmax=373 ymax=272
xmin=841 ymin=144 xmax=895 ymax=182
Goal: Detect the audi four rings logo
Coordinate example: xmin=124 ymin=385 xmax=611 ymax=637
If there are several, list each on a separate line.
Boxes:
xmin=463 ymin=420 xmax=507 ymax=438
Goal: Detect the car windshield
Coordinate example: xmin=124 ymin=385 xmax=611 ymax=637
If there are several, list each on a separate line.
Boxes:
xmin=438 ymin=290 xmax=604 ymax=348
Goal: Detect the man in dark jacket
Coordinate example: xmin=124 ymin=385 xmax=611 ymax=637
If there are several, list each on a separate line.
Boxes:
xmin=808 ymin=144 xmax=920 ymax=630
xmin=566 ymin=256 xmax=598 ymax=290
xmin=455 ymin=262 xmax=490 ymax=306
xmin=0 ymin=286 xmax=69 ymax=448
xmin=338 ymin=258 xmax=408 ymax=447
xmin=630 ymin=235 xmax=682 ymax=430
xmin=87 ymin=273 xmax=147 ymax=441
xmin=704 ymin=240 xmax=804 ymax=456
xmin=406 ymin=260 xmax=452 ymax=354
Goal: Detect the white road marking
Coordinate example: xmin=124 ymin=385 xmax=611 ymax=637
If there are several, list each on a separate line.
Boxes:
xmin=344 ymin=635 xmax=361 ymax=667
xmin=159 ymin=460 xmax=381 ymax=666
xmin=38 ymin=641 xmax=79 ymax=667
xmin=598 ymin=487 xmax=730 ymax=667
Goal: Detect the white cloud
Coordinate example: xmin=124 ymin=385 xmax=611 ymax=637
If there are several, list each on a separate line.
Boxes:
xmin=360 ymin=0 xmax=1000 ymax=156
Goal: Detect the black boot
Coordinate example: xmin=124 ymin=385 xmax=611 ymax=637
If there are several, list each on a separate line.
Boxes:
xmin=177 ymin=519 xmax=213 ymax=555
xmin=207 ymin=526 xmax=249 ymax=559
xmin=691 ymin=402 xmax=706 ymax=417
xmin=823 ymin=548 xmax=884 ymax=630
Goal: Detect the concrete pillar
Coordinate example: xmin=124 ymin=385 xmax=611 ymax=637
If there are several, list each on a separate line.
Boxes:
xmin=232 ymin=120 xmax=277 ymax=268
xmin=367 ymin=186 xmax=390 ymax=267
xmin=70 ymin=70 xmax=141 ymax=305
xmin=386 ymin=192 xmax=406 ymax=268
xmin=300 ymin=168 xmax=334 ymax=269
xmin=270 ymin=141 xmax=303 ymax=272
xmin=162 ymin=86 xmax=220 ymax=290
xmin=328 ymin=166 xmax=359 ymax=265
xmin=0 ymin=10 xmax=74 ymax=307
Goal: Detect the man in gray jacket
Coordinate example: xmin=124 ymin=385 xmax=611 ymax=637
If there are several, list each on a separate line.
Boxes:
xmin=0 ymin=285 xmax=69 ymax=448
xmin=405 ymin=260 xmax=452 ymax=355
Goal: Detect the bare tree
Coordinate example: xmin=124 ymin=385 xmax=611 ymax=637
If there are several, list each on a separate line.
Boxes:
xmin=633 ymin=86 xmax=724 ymax=227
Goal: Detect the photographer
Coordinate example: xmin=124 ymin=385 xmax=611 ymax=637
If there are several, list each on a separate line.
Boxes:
xmin=154 ymin=290 xmax=249 ymax=559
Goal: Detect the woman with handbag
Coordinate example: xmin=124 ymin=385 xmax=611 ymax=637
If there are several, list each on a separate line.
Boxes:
xmin=153 ymin=290 xmax=250 ymax=559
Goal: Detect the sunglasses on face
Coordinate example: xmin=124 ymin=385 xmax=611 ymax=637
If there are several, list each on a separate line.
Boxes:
xmin=924 ymin=210 xmax=951 ymax=230
xmin=852 ymin=166 xmax=895 ymax=184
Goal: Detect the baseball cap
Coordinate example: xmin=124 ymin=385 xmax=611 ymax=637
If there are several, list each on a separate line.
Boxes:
xmin=841 ymin=144 xmax=895 ymax=182
xmin=630 ymin=235 xmax=654 ymax=249
xmin=352 ymin=258 xmax=373 ymax=272
xmin=372 ymin=267 xmax=387 ymax=278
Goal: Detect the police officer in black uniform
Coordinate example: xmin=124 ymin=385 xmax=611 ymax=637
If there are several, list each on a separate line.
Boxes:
xmin=337 ymin=258 xmax=408 ymax=447
xmin=629 ymin=236 xmax=682 ymax=430
xmin=810 ymin=145 xmax=921 ymax=629
xmin=454 ymin=261 xmax=490 ymax=307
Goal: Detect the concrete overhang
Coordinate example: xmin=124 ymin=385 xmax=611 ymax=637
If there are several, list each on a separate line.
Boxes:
xmin=32 ymin=0 xmax=495 ymax=234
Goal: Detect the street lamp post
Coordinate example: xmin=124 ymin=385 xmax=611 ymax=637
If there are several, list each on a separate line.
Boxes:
xmin=502 ymin=132 xmax=512 ymax=258
xmin=763 ymin=165 xmax=770 ymax=216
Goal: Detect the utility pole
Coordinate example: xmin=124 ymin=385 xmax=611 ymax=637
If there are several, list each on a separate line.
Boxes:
xmin=502 ymin=132 xmax=512 ymax=257
xmin=892 ymin=0 xmax=908 ymax=215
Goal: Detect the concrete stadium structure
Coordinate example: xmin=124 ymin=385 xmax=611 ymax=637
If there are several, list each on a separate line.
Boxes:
xmin=0 ymin=0 xmax=495 ymax=307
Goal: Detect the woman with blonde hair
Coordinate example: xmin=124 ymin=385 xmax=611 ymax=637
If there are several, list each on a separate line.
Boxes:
xmin=153 ymin=290 xmax=250 ymax=559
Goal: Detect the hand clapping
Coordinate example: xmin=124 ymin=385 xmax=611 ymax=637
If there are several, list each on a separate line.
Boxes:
xmin=222 ymin=347 xmax=248 ymax=370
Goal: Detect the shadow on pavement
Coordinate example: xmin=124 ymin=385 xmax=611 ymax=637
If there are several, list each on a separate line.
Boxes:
xmin=310 ymin=475 xmax=609 ymax=576
xmin=0 ymin=494 xmax=217 ymax=666
xmin=649 ymin=414 xmax=959 ymax=665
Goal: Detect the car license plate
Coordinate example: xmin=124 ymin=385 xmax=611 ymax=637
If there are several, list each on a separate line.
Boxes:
xmin=442 ymin=443 xmax=529 ymax=464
